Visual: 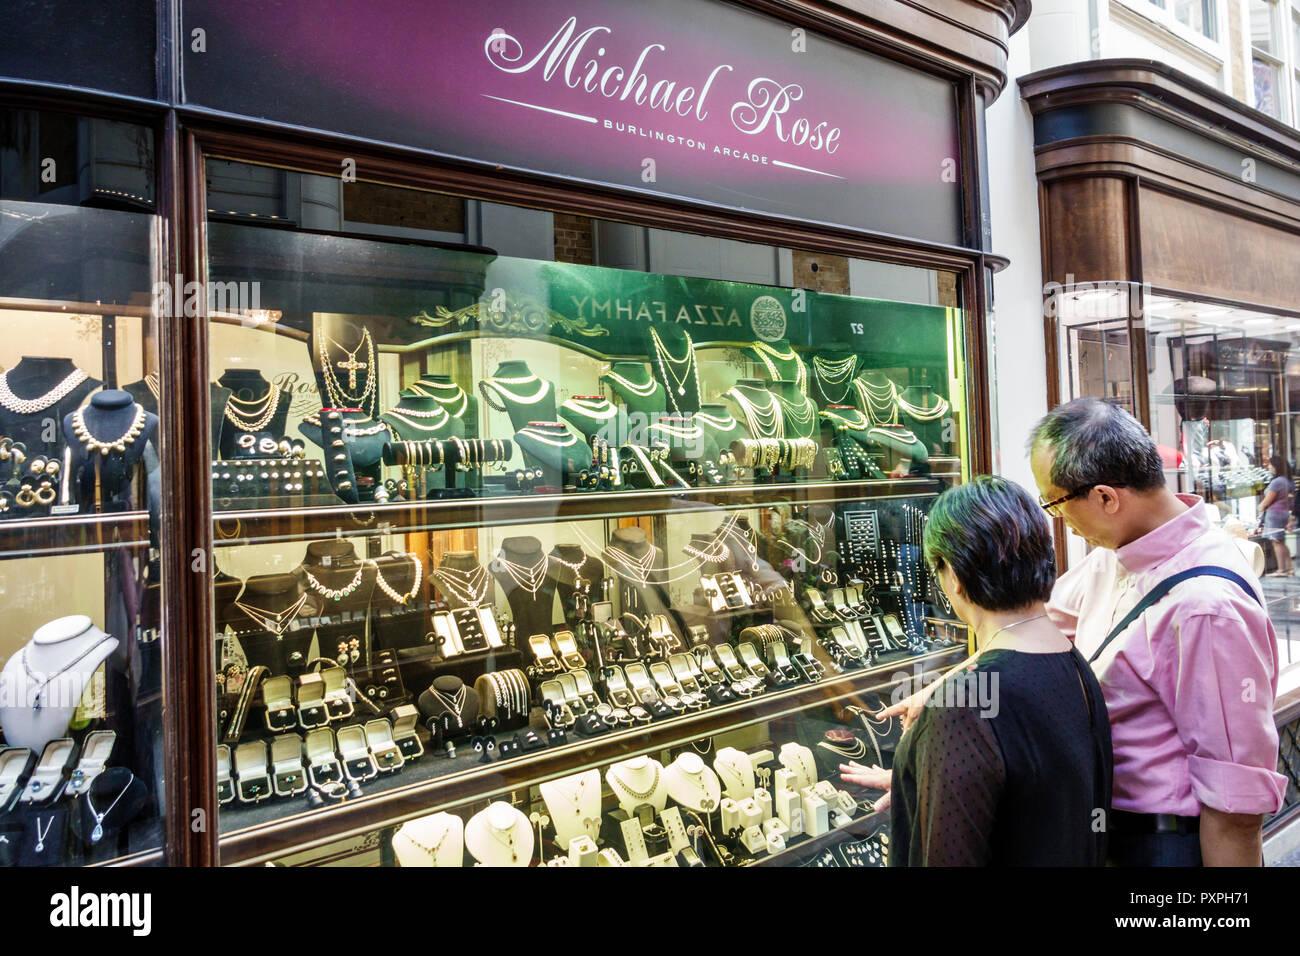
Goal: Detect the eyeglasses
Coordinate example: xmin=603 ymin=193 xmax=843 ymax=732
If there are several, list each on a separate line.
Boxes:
xmin=1039 ymin=482 xmax=1126 ymax=517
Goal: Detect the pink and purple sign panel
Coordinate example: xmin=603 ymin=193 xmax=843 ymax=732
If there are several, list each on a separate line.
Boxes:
xmin=182 ymin=0 xmax=962 ymax=244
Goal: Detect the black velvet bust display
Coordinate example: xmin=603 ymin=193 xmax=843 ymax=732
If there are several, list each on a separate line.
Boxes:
xmin=418 ymin=675 xmax=479 ymax=739
xmin=647 ymin=325 xmax=701 ymax=415
xmin=0 ymin=356 xmax=102 ymax=458
xmin=431 ymin=551 xmax=493 ymax=611
xmin=370 ymin=551 xmax=427 ymax=651
xmin=491 ymin=536 xmax=558 ymax=638
xmin=771 ymin=380 xmax=817 ymax=441
xmin=479 ymin=361 xmax=557 ymax=433
xmin=312 ymin=320 xmax=379 ymax=421
xmin=215 ymin=369 xmax=292 ymax=459
xmin=410 ymin=375 xmax=477 ymax=438
xmin=513 ymin=421 xmax=591 ymax=485
xmin=63 ymin=389 xmax=160 ymax=509
xmin=295 ymin=540 xmax=378 ymax=667
xmin=551 ymin=544 xmax=603 ymax=628
xmin=228 ymin=572 xmax=312 ymax=675
xmin=603 ymin=527 xmax=671 ymax=617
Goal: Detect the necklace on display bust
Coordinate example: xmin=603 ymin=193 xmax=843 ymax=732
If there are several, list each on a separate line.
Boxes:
xmin=820 ymin=405 xmax=871 ymax=431
xmin=430 ymin=682 xmax=468 ymax=728
xmin=234 ymin=592 xmax=309 ymax=636
xmin=695 ymin=409 xmax=740 ymax=432
xmin=487 ymin=818 xmax=521 ymax=864
xmin=855 ymin=376 xmax=900 ymax=426
xmin=517 ymin=425 xmax=579 ymax=448
xmin=71 ymin=403 xmax=149 ymax=456
xmin=223 ymin=387 xmax=280 ymax=434
xmin=812 ymin=354 xmax=859 ymax=405
xmin=649 ymin=327 xmax=700 ymax=411
xmin=549 ymin=548 xmax=589 ymax=584
xmin=896 ymin=389 xmax=950 ymax=422
xmin=724 ymin=387 xmax=784 ymax=440
xmin=373 ymin=554 xmax=423 ymax=605
xmin=411 ymin=381 xmax=470 ymax=418
xmin=386 ymin=406 xmax=450 ymax=432
xmin=401 ymin=825 xmax=451 ymax=861
xmin=495 ymin=550 xmax=551 ymax=597
xmin=752 ymin=341 xmax=808 ymax=393
xmin=601 ymin=366 xmax=660 ymax=398
xmin=0 ymin=367 xmax=89 ymax=415
xmin=20 ymin=634 xmax=115 ymax=711
xmin=609 ymin=763 xmax=660 ymax=803
xmin=479 ymin=375 xmax=552 ymax=410
xmin=605 ymin=543 xmax=658 ymax=587
xmin=432 ymin=564 xmax=489 ymax=606
xmin=561 ymin=396 xmax=619 ymax=420
xmin=303 ymin=564 xmax=365 ymax=602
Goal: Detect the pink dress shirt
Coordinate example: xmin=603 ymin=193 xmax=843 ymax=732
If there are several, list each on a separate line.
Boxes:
xmin=1048 ymin=494 xmax=1286 ymax=817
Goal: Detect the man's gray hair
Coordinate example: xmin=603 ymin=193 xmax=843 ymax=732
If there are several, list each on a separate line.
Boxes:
xmin=1027 ymin=397 xmax=1164 ymax=493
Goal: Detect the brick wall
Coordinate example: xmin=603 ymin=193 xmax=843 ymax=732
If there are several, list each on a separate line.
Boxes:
xmin=791 ymin=249 xmax=850 ymax=294
xmin=554 ymin=213 xmax=594 ymax=264
xmin=344 ymin=181 xmax=464 ymax=232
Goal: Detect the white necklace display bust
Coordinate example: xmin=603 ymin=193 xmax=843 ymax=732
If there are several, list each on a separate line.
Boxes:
xmin=663 ymin=752 xmax=722 ymax=812
xmin=394 ymin=811 xmax=464 ymax=867
xmin=605 ymin=755 xmax=668 ymax=813
xmin=464 ymin=801 xmax=533 ymax=867
xmin=0 ymin=616 xmax=118 ymax=751
xmin=539 ymin=769 xmax=602 ymax=846
xmin=713 ymin=747 xmax=756 ymax=799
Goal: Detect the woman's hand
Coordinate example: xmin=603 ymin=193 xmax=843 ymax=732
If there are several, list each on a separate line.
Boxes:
xmin=840 ymin=761 xmax=892 ymax=811
xmin=877 ymin=677 xmax=945 ymax=731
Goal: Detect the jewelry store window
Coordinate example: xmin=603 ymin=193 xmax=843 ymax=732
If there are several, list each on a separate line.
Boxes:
xmin=0 ymin=108 xmax=166 ymax=865
xmin=205 ymin=159 xmax=974 ymax=865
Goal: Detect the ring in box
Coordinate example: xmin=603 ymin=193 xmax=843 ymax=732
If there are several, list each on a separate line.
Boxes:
xmin=216 ymin=744 xmax=235 ymax=804
xmin=791 ymin=653 xmax=825 ymax=682
xmin=479 ymin=607 xmax=505 ymax=648
xmin=305 ymin=728 xmax=343 ymax=786
xmin=337 ymin=725 xmax=378 ymax=781
xmin=296 ymin=672 xmax=329 ymax=729
xmin=390 ymin=704 xmax=424 ymax=760
xmin=570 ymin=669 xmax=599 ymax=709
xmin=453 ymin=607 xmax=488 ymax=651
xmin=555 ymin=672 xmax=587 ymax=716
xmin=65 ymin=729 xmax=116 ymax=796
xmin=235 ymin=740 xmax=271 ymax=803
xmin=364 ymin=719 xmax=405 ymax=773
xmin=598 ymin=666 xmax=636 ymax=709
xmin=271 ymin=734 xmax=307 ymax=796
xmin=22 ymin=737 xmax=75 ymax=803
xmin=552 ymin=630 xmax=585 ymax=670
xmin=320 ymin=666 xmax=354 ymax=721
xmin=0 ymin=748 xmax=32 ymax=811
xmin=261 ymin=675 xmax=296 ymax=732
xmin=880 ymin=613 xmax=908 ymax=647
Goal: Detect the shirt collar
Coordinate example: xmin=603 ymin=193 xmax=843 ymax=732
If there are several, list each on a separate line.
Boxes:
xmin=1114 ymin=493 xmax=1208 ymax=575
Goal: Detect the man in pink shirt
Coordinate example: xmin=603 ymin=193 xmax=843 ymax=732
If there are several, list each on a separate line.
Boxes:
xmin=1029 ymin=398 xmax=1286 ymax=866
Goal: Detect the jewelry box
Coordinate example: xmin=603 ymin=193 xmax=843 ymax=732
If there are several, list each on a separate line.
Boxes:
xmin=431 ymin=611 xmax=462 ymax=657
xmin=296 ymin=672 xmax=329 ymax=729
xmin=305 ymin=728 xmax=343 ymax=786
xmin=0 ymin=748 xmax=33 ymax=811
xmin=260 ymin=675 xmax=296 ymax=732
xmin=65 ymin=729 xmax=116 ymax=797
xmin=389 ymin=704 xmax=424 ymax=760
xmin=234 ymin=740 xmax=271 ymax=803
xmin=337 ymin=725 xmax=378 ymax=781
xmin=21 ymin=737 xmax=75 ymax=804
xmin=215 ymin=744 xmax=235 ymax=804
xmin=363 ymin=719 xmax=404 ymax=773
xmin=320 ymin=666 xmax=354 ymax=720
xmin=552 ymin=629 xmax=585 ymax=670
xmin=271 ymin=733 xmax=307 ymax=796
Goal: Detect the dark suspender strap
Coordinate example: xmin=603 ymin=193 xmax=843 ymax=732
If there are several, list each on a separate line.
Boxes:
xmin=1087 ymin=565 xmax=1262 ymax=665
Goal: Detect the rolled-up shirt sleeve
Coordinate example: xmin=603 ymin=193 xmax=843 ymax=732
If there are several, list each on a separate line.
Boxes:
xmin=1159 ymin=611 xmax=1287 ymax=815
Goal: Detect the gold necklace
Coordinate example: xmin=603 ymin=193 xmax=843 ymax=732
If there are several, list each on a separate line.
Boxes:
xmin=812 ymin=354 xmax=859 ymax=404
xmin=602 ymin=366 xmax=659 ymax=398
xmin=386 ymin=408 xmax=450 ymax=432
xmin=896 ymin=389 xmax=949 ymax=421
xmin=411 ymin=381 xmax=469 ymax=418
xmin=752 ymin=341 xmax=807 ymax=393
xmin=319 ymin=329 xmax=376 ymax=409
xmin=479 ymin=376 xmax=551 ymax=410
xmin=649 ymin=327 xmax=699 ymax=412
xmin=72 ymin=404 xmax=148 ymax=456
xmin=561 ymin=397 xmax=618 ymax=420
xmin=518 ymin=426 xmax=578 ymax=448
xmin=223 ymin=387 xmax=280 ymax=433
xmin=725 ymin=388 xmax=783 ymax=439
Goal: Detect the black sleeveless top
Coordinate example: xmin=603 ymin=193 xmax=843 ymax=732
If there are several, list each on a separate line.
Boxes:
xmin=889 ymin=647 xmax=1112 ymax=866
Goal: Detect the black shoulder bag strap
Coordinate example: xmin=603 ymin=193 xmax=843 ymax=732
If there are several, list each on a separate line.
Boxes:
xmin=1086 ymin=565 xmax=1262 ymax=665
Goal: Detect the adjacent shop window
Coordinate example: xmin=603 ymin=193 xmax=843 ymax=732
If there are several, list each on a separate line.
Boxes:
xmin=203 ymin=159 xmax=972 ymax=861
xmin=0 ymin=108 xmax=166 ymax=865
xmin=1143 ymin=0 xmax=1219 ymax=39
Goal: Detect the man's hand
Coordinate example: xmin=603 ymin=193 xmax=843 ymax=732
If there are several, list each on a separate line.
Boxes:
xmin=1200 ymin=806 xmax=1264 ymax=866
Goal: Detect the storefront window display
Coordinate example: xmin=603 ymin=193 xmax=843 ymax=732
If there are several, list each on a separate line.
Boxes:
xmin=206 ymin=162 xmax=974 ymax=865
xmin=0 ymin=108 xmax=166 ymax=865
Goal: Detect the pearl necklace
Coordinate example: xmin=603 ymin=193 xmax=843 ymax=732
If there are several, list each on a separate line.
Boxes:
xmin=223 ymin=387 xmax=280 ymax=433
xmin=373 ymin=554 xmax=422 ymax=604
xmin=386 ymin=407 xmax=450 ymax=432
xmin=303 ymin=564 xmax=365 ymax=601
xmin=0 ymin=367 xmax=88 ymax=415
xmin=432 ymin=565 xmax=489 ymax=606
xmin=896 ymin=390 xmax=950 ymax=422
xmin=496 ymin=550 xmax=550 ymax=596
xmin=752 ymin=341 xmax=808 ymax=393
xmin=71 ymin=403 xmax=148 ymax=456
xmin=602 ymin=366 xmax=660 ymax=398
xmin=649 ymin=327 xmax=700 ymax=412
xmin=725 ymin=388 xmax=784 ymax=439
xmin=479 ymin=375 xmax=551 ymax=410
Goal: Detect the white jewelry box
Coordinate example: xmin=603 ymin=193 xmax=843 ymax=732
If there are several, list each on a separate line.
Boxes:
xmin=215 ymin=744 xmax=235 ymax=804
xmin=337 ymin=724 xmax=377 ymax=781
xmin=66 ymin=730 xmax=116 ymax=797
xmin=296 ymin=672 xmax=329 ymax=729
xmin=363 ymin=719 xmax=404 ymax=773
xmin=261 ymin=675 xmax=296 ymax=732
xmin=320 ymin=666 xmax=354 ymax=721
xmin=390 ymin=704 xmax=424 ymax=760
xmin=305 ymin=728 xmax=342 ymax=786
xmin=271 ymin=733 xmax=307 ymax=796
xmin=235 ymin=740 xmax=271 ymax=803
xmin=0 ymin=748 xmax=32 ymax=811
xmin=22 ymin=737 xmax=75 ymax=804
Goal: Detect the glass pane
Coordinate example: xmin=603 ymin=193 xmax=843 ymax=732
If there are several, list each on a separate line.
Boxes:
xmin=1142 ymin=298 xmax=1300 ymax=660
xmin=1175 ymin=0 xmax=1216 ymax=38
xmin=1252 ymin=0 xmax=1280 ymax=54
xmin=0 ymin=109 xmax=165 ymax=865
xmin=1255 ymin=56 xmax=1284 ymax=117
xmin=205 ymin=160 xmax=973 ymax=861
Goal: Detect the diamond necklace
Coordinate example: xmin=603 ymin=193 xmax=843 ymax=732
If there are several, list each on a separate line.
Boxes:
xmin=432 ymin=565 xmax=489 ymax=606
xmin=0 ymin=367 xmax=89 ymax=415
xmin=605 ymin=543 xmax=658 ymax=586
xmin=649 ymin=327 xmax=700 ymax=411
xmin=496 ymin=551 xmax=550 ymax=596
xmin=234 ymin=592 xmax=309 ymax=635
xmin=517 ymin=426 xmax=579 ymax=448
xmin=86 ymin=776 xmax=132 ymax=843
xmin=430 ymin=683 xmax=467 ymax=728
xmin=21 ymin=634 xmax=114 ymax=712
xmin=303 ymin=564 xmax=365 ymax=601
xmin=609 ymin=763 xmax=660 ymax=802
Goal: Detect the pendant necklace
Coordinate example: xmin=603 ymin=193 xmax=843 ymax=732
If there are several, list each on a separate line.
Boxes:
xmin=87 ymin=778 xmax=132 ymax=843
xmin=602 ymin=367 xmax=660 ymax=398
xmin=432 ymin=565 xmax=489 ymax=606
xmin=373 ymin=554 xmax=423 ymax=605
xmin=496 ymin=551 xmax=550 ymax=596
xmin=0 ymin=367 xmax=89 ymax=415
xmin=303 ymin=564 xmax=365 ymax=601
xmin=223 ymin=387 xmax=280 ymax=433
xmin=605 ymin=544 xmax=657 ymax=586
xmin=549 ymin=549 xmax=589 ymax=589
xmin=402 ymin=825 xmax=450 ymax=861
xmin=34 ymin=815 xmax=54 ymax=854
xmin=235 ymin=592 xmax=309 ymax=636
xmin=21 ymin=636 xmax=114 ymax=712
xmin=649 ymin=327 xmax=700 ymax=411
xmin=486 ymin=819 xmax=520 ymax=864
xmin=431 ymin=683 xmax=467 ymax=728
xmin=72 ymin=404 xmax=149 ymax=456
xmin=319 ymin=329 xmax=376 ymax=410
